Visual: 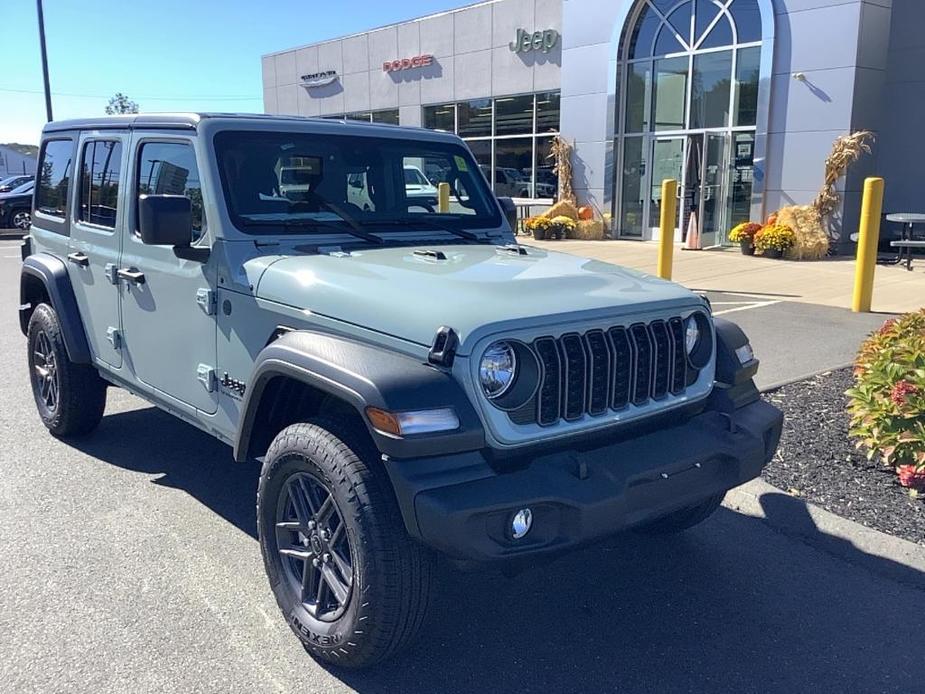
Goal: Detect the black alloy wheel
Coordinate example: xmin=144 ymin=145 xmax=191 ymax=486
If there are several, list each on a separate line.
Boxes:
xmin=31 ymin=329 xmax=59 ymax=417
xmin=275 ymin=470 xmax=354 ymax=622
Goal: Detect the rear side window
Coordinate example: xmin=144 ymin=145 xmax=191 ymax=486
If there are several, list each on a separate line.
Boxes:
xmin=36 ymin=139 xmax=73 ymax=218
xmin=136 ymin=141 xmax=205 ymax=237
xmin=79 ymin=140 xmax=123 ymax=228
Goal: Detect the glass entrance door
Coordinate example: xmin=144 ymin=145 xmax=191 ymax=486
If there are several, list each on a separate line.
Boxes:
xmin=698 ymin=132 xmax=730 ymax=247
xmin=647 ymin=137 xmax=684 ymax=240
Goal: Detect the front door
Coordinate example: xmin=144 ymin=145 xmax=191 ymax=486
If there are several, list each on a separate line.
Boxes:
xmin=647 ymin=137 xmax=684 ymax=241
xmin=698 ymin=132 xmax=730 ymax=247
xmin=68 ymin=134 xmax=128 ymax=368
xmin=119 ymin=135 xmax=218 ymax=414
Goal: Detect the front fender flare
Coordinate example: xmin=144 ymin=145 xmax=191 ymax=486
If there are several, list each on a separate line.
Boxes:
xmin=233 ymin=331 xmax=485 ymax=462
xmin=20 ymin=253 xmax=92 ymax=364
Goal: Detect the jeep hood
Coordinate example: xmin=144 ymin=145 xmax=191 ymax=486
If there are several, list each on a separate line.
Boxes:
xmin=255 ymin=244 xmax=702 ymax=354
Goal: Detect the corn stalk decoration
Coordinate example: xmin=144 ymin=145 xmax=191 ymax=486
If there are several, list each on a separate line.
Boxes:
xmin=547 ymin=134 xmax=575 ymax=203
xmin=812 ymin=130 xmax=874 ymax=217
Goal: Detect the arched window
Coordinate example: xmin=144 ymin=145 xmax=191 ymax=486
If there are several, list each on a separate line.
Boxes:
xmin=613 ymin=0 xmax=769 ymax=244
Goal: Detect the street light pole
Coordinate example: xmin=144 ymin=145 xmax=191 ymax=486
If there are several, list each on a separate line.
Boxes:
xmin=36 ymin=0 xmax=53 ymax=122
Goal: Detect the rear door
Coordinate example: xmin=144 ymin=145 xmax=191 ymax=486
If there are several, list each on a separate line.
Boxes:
xmin=67 ymin=133 xmax=128 ymax=368
xmin=119 ymin=134 xmax=218 ymax=413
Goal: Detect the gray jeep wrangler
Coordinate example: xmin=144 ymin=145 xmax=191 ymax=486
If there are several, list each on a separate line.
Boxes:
xmin=20 ymin=114 xmax=782 ymax=669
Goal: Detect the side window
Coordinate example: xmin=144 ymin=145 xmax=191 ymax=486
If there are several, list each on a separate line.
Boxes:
xmin=36 ymin=139 xmax=73 ymax=218
xmin=79 ymin=140 xmax=122 ymax=228
xmin=136 ymin=141 xmax=205 ymax=239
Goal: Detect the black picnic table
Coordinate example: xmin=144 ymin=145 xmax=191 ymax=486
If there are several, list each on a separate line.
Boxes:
xmin=885 ymin=212 xmax=925 ymax=270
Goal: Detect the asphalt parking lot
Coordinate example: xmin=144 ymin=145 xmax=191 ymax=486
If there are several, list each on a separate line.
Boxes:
xmin=0 ymin=238 xmax=920 ymax=693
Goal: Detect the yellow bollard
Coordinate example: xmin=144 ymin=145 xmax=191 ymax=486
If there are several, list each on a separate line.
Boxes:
xmin=657 ymin=179 xmax=678 ymax=280
xmin=438 ymin=182 xmax=450 ymax=213
xmin=852 ymin=177 xmax=885 ymax=313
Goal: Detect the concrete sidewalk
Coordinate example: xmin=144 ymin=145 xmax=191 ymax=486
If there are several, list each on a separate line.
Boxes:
xmin=528 ymin=239 xmax=925 ymax=315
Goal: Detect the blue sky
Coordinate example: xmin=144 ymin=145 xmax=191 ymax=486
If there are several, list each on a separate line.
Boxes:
xmin=1 ymin=0 xmax=470 ymax=144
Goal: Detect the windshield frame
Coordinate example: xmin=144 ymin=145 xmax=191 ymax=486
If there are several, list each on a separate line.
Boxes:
xmin=212 ymin=128 xmax=503 ymax=237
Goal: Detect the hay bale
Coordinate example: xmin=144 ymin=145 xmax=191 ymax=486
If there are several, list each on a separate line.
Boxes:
xmin=541 ymin=199 xmax=580 ymax=221
xmin=776 ymin=205 xmax=829 ymax=260
xmin=568 ymin=219 xmax=604 ymax=240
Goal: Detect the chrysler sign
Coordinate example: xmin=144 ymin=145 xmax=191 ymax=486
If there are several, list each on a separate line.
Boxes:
xmin=300 ymin=70 xmax=339 ymax=89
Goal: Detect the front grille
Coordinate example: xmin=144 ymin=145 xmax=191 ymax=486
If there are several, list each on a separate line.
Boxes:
xmin=526 ymin=317 xmax=692 ymax=427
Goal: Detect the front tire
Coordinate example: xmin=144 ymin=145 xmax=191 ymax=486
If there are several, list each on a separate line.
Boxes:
xmin=27 ymin=303 xmax=106 ymax=437
xmin=257 ymin=421 xmax=432 ymax=669
xmin=633 ymin=492 xmax=725 ymax=535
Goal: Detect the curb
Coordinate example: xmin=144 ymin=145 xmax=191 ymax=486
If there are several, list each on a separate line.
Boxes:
xmin=758 ymin=363 xmax=853 ymax=394
xmin=0 ymin=230 xmax=24 ymax=241
xmin=725 ymin=478 xmax=925 ymax=590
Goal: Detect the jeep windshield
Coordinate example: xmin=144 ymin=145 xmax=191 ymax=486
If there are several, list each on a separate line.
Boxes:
xmin=214 ymin=130 xmax=502 ymax=236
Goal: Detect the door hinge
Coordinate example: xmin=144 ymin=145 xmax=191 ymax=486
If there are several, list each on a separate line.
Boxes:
xmin=197 ymin=364 xmax=216 ymax=392
xmin=196 ymin=288 xmax=216 ymax=315
xmin=104 ymin=263 xmax=119 ymax=285
xmin=106 ymin=327 xmax=121 ymax=349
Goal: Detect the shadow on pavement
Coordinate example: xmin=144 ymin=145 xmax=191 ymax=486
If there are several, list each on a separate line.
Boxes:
xmin=71 ymin=406 xmax=923 ymax=693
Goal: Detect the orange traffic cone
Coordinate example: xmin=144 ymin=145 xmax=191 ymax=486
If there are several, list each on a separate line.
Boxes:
xmin=684 ymin=210 xmax=701 ymax=250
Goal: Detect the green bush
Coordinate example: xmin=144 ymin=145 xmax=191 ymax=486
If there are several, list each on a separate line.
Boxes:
xmin=847 ymin=310 xmax=925 ymax=490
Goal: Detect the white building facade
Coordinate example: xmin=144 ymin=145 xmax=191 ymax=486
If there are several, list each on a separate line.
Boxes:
xmin=262 ymin=0 xmax=919 ymax=248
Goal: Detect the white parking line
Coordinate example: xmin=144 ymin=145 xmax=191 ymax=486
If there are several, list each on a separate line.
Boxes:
xmin=712 ymin=300 xmax=781 ymax=316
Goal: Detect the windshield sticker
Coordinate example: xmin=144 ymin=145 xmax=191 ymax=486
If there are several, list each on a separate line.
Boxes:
xmin=454 ymin=155 xmax=468 ymax=172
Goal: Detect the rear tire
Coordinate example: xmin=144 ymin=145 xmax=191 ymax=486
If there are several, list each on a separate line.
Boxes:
xmin=257 ymin=421 xmax=432 ymax=669
xmin=27 ymin=303 xmax=106 ymax=437
xmin=633 ymin=492 xmax=725 ymax=535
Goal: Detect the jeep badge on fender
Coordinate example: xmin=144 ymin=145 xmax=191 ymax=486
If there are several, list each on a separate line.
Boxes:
xmin=19 ymin=113 xmax=782 ymax=669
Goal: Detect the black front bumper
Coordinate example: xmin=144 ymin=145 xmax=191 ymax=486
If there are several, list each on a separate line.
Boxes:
xmin=384 ymin=398 xmax=782 ymax=562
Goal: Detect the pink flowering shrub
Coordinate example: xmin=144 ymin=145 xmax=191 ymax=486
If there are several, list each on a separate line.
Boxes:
xmin=847 ymin=310 xmax=925 ymax=489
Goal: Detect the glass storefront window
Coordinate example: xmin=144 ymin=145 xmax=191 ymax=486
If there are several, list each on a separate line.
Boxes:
xmin=690 ymin=50 xmax=732 ymax=129
xmin=731 ymin=0 xmax=762 ymax=43
xmin=421 ymin=92 xmax=560 ymax=199
xmin=534 ymin=137 xmax=558 ymax=199
xmin=734 ymin=46 xmax=760 ymax=126
xmin=371 ymin=109 xmax=399 ymax=125
xmin=625 ymin=62 xmax=651 ymax=133
xmin=535 ymin=92 xmax=560 ymax=134
xmin=617 ymin=0 xmax=765 ymax=243
xmin=653 ymin=56 xmax=687 ymax=130
xmin=345 ymin=111 xmax=372 ymax=122
xmin=457 ymin=99 xmax=492 ymax=138
xmin=466 ymin=139 xmax=492 ymax=183
xmin=494 ymin=138 xmax=533 ymax=197
xmin=494 ymin=95 xmax=534 ymax=135
xmin=628 ymin=5 xmax=660 ymax=58
xmin=423 ymin=104 xmax=456 ymax=131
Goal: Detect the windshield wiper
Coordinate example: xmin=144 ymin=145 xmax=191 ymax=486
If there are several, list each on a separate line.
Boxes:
xmin=240 ymin=217 xmax=383 ymax=244
xmin=367 ymin=219 xmax=484 ymax=242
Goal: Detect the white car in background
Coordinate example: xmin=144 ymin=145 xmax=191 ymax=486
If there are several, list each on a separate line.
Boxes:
xmin=348 ymin=165 xmax=439 ymax=210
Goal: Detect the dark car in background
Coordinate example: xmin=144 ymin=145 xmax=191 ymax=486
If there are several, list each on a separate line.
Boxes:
xmin=0 ymin=174 xmax=34 ymax=193
xmin=0 ymin=181 xmax=34 ymax=230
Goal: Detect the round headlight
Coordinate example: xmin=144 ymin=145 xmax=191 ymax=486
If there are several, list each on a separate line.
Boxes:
xmin=684 ymin=315 xmax=701 ymax=355
xmin=479 ymin=341 xmax=517 ymax=399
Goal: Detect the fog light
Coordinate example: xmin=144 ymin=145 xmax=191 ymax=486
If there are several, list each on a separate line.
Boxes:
xmin=511 ymin=508 xmax=533 ymax=540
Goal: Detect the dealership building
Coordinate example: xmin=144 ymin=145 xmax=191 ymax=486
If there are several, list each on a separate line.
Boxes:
xmin=262 ymin=0 xmax=919 ymax=248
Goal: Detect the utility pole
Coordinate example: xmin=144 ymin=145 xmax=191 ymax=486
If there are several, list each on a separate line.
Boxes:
xmin=36 ymin=0 xmax=53 ymax=121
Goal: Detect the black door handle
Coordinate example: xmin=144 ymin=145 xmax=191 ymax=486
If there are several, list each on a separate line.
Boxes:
xmin=67 ymin=252 xmax=89 ymax=267
xmin=117 ymin=268 xmax=146 ymax=285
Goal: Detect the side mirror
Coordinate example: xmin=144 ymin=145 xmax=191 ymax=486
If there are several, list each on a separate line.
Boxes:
xmin=497 ymin=196 xmax=517 ymax=232
xmin=138 ymin=194 xmax=193 ymax=247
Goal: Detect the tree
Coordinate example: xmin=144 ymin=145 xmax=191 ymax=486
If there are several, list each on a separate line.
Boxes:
xmin=105 ymin=93 xmax=139 ymax=115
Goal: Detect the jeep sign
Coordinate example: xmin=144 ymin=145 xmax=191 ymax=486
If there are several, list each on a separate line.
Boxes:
xmin=509 ymin=28 xmax=559 ymax=54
